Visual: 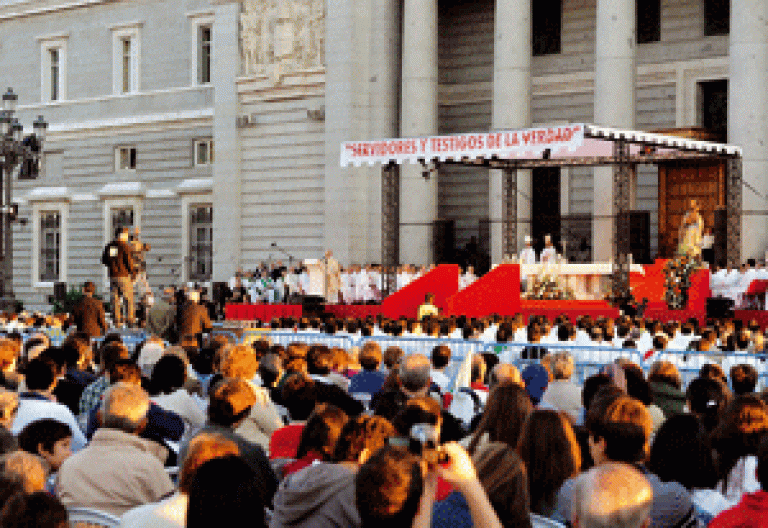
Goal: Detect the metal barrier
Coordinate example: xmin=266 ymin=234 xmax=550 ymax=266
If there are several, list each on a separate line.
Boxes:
xmin=250 ymin=330 xmax=768 ymax=390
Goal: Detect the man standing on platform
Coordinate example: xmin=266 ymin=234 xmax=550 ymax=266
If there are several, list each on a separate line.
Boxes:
xmin=323 ymin=250 xmax=341 ymax=304
xmin=541 ymin=234 xmax=558 ymax=264
xmin=520 ymin=235 xmax=538 ymax=292
xmin=101 ymin=227 xmax=135 ymax=328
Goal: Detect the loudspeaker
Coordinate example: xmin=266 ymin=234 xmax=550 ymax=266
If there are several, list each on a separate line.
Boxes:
xmin=707 ymin=296 xmax=734 ymax=320
xmin=212 ymin=282 xmax=228 ymax=306
xmin=53 ymin=282 xmax=67 ymax=303
xmin=433 ymin=219 xmax=455 ymax=264
xmin=619 ymin=211 xmax=651 ymax=264
xmin=302 ymin=295 xmax=325 ymax=318
xmin=713 ymin=208 xmax=728 ymax=268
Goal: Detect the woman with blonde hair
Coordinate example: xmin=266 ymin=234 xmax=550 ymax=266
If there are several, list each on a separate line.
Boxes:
xmin=710 ymin=395 xmax=768 ymax=503
xmin=517 ymin=410 xmax=582 ymax=517
xmin=218 ymin=344 xmax=283 ymax=450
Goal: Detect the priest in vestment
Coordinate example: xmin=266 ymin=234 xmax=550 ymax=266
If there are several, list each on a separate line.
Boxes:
xmin=323 ymin=250 xmax=341 ymax=303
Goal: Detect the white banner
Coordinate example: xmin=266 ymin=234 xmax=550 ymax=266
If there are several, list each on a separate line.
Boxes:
xmin=340 ymin=124 xmax=586 ymax=167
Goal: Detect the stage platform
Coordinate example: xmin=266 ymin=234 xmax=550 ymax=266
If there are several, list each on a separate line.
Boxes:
xmin=224 ymin=261 xmax=713 ymax=324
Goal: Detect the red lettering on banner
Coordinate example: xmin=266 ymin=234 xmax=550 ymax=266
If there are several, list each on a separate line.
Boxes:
xmin=419 ymin=139 xmax=429 ymax=152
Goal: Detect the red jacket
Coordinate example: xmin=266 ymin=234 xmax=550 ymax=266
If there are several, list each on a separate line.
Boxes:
xmin=710 ymin=491 xmax=768 ymax=528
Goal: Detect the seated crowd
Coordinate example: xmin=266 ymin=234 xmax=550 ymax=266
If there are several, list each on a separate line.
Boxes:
xmin=2 ymin=309 xmax=768 ymax=528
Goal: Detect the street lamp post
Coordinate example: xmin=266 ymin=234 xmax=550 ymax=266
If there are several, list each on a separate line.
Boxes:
xmin=0 ymin=88 xmax=47 ymax=310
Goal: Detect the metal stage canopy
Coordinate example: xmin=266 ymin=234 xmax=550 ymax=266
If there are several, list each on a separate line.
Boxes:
xmin=340 ymin=123 xmax=743 ymax=299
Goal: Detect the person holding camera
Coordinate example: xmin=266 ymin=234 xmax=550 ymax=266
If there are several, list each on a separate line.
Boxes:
xmin=101 ymin=227 xmax=135 ymax=327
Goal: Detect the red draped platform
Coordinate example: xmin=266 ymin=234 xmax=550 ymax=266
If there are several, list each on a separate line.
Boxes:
xmin=735 ymin=310 xmax=768 ymax=329
xmin=224 ymin=262 xmax=712 ymax=323
xmin=324 ymin=304 xmax=383 ymax=319
xmin=381 ymin=264 xmax=460 ymax=319
xmin=225 ymin=304 xmax=302 ymax=321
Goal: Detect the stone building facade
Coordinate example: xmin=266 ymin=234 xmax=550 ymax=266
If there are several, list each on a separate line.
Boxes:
xmin=0 ymin=0 xmax=764 ymax=308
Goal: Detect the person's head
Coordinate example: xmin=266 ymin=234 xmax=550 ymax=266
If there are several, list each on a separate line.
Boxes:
xmin=186 ymin=456 xmax=267 ymax=528
xmin=332 ymin=415 xmax=395 ymax=464
xmin=17 ymin=419 xmax=72 ymax=471
xmin=307 ymin=345 xmax=333 ymax=376
xmin=280 ymin=373 xmax=317 ymax=421
xmin=399 ymin=353 xmax=431 ymax=394
xmin=117 ymin=227 xmax=129 ymax=241
xmin=23 ymin=357 xmax=56 ymax=393
xmin=489 ymin=363 xmax=522 ymax=390
xmin=424 ymin=293 xmax=435 ymax=305
xmin=730 ymin=364 xmax=758 ymax=396
xmin=109 ymin=358 xmax=142 ymax=385
xmin=0 ymin=492 xmax=68 ymax=528
xmin=207 ymin=378 xmax=258 ymax=428
xmin=521 ymin=363 xmax=549 ymax=405
xmin=179 ymin=433 xmax=240 ymax=494
xmin=471 ymin=442 xmax=533 ymax=528
xmin=758 ymin=435 xmax=768 ymax=490
xmin=82 ymin=281 xmax=96 ymax=297
xmin=572 ymin=463 xmax=652 ymax=528
xmin=686 ymin=377 xmax=730 ymax=432
xmin=0 ymin=389 xmax=18 ymax=430
xmin=150 ymin=354 xmax=187 ymax=395
xmin=355 ymin=445 xmax=423 ymax=528
xmin=647 ymin=361 xmax=681 ymax=390
xmin=648 ymin=414 xmax=718 ymax=491
xmin=711 ymin=394 xmax=768 ymax=483
xmin=469 ymin=382 xmax=533 ymax=454
xmin=295 ymin=404 xmax=349 ymax=461
xmin=258 ymin=353 xmax=283 ymax=387
xmin=101 ymin=382 xmax=150 ymax=434
xmin=699 ymin=363 xmax=727 ymax=385
xmin=383 ymin=347 xmax=404 ymax=371
xmin=517 ymin=410 xmax=582 ymax=515
xmin=549 ymin=352 xmax=574 ymax=381
xmin=219 ymin=344 xmax=259 ymax=381
xmin=0 ymin=451 xmax=49 ymax=493
xmin=98 ymin=342 xmax=131 ymax=374
xmin=0 ymin=338 xmax=19 ymax=374
xmin=587 ymin=395 xmax=652 ymax=465
xmin=359 ymin=341 xmax=382 ymax=372
xmin=430 ymin=345 xmax=451 ymax=371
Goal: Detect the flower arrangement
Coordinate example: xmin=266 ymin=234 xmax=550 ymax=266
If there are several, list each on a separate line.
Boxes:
xmin=663 ymin=255 xmax=698 ymax=310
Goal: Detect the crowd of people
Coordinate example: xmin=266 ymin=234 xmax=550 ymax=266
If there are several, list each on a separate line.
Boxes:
xmin=0 ymin=303 xmax=767 ymax=527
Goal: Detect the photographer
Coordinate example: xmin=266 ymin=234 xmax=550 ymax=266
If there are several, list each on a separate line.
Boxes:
xmin=355 ymin=442 xmax=506 ymax=528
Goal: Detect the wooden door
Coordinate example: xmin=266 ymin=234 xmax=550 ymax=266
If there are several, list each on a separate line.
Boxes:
xmin=658 ymin=161 xmax=725 ymax=258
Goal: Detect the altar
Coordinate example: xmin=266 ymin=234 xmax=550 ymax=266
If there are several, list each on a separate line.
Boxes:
xmin=519 ymin=262 xmax=646 ymax=300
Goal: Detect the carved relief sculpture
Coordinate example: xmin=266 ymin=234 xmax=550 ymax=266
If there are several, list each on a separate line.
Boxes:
xmin=240 ymin=0 xmax=325 ymax=82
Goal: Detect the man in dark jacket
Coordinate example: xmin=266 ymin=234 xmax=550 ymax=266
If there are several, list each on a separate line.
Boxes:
xmin=176 ymin=290 xmax=212 ymax=345
xmin=71 ymin=281 xmax=106 ymax=340
xmin=101 ymin=228 xmax=135 ymax=327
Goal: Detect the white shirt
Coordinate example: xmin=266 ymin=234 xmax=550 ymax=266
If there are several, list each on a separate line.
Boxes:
xmin=541 ymin=246 xmax=558 ymax=264
xmin=152 ymin=389 xmax=207 ymax=430
xmin=12 ymin=395 xmax=87 ymax=452
xmin=520 ymin=246 xmax=538 ymax=265
xmin=118 ymin=492 xmax=188 ymax=528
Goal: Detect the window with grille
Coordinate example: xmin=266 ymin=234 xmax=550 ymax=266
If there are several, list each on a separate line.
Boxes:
xmin=189 ymin=205 xmax=212 ymax=281
xmin=39 ymin=211 xmax=61 ymax=281
xmin=198 ymin=25 xmax=212 ymax=84
xmin=704 ymin=0 xmax=729 ymax=36
xmin=194 ymin=139 xmax=214 ymax=166
xmin=115 ymin=147 xmax=137 ymax=171
xmin=532 ymin=0 xmax=562 ymax=56
xmin=637 ymin=0 xmax=661 ymax=43
xmin=111 ymin=207 xmax=134 ymax=237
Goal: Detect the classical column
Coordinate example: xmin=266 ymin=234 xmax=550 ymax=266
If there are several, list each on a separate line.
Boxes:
xmin=592 ymin=0 xmax=636 ymax=262
xmin=212 ymin=1 xmax=242 ymax=281
xmin=730 ymin=0 xmax=768 ymax=260
xmin=400 ymin=0 xmax=438 ymax=266
xmin=490 ymin=0 xmax=531 ymax=265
